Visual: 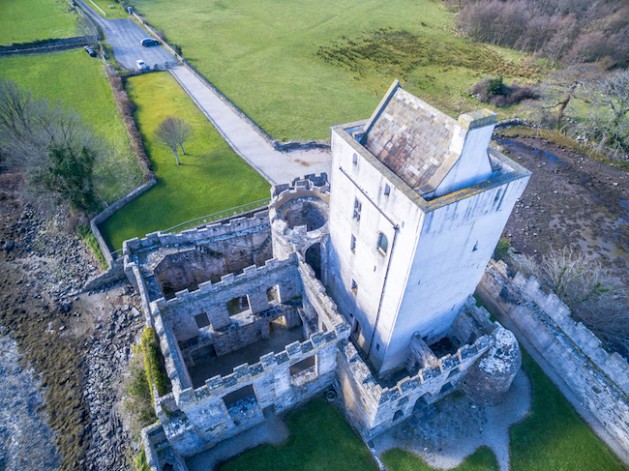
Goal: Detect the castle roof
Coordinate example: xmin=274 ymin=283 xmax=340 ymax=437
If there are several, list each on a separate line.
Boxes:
xmin=360 ymin=81 xmax=495 ymax=197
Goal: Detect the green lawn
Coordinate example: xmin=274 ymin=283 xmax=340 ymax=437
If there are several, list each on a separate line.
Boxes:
xmin=99 ymin=72 xmax=270 ymax=250
xmin=219 ymin=351 xmax=624 ymax=471
xmin=127 ymin=0 xmax=539 ymax=141
xmin=86 ymin=0 xmax=130 ymax=19
xmin=217 ymin=399 xmax=379 ymax=471
xmin=0 ymin=49 xmax=141 ymax=203
xmin=509 ymin=353 xmax=624 ymax=471
xmin=0 ymin=0 xmax=79 ymax=45
xmin=382 ymin=447 xmax=498 ymax=471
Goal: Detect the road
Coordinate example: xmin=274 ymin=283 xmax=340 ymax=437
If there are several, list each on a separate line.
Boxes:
xmin=76 ymin=0 xmax=176 ymax=71
xmin=76 ymin=0 xmax=331 ymax=185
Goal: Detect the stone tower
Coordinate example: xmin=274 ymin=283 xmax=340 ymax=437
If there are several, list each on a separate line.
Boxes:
xmin=326 ymin=81 xmax=530 ymax=376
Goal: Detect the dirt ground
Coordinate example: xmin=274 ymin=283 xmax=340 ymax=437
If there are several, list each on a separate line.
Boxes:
xmin=0 ymin=173 xmax=139 ymax=470
xmin=497 ymin=136 xmax=628 ymax=286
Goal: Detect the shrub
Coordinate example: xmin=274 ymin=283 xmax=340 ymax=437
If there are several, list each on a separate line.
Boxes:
xmin=140 ymin=327 xmax=171 ymax=399
xmin=472 ymin=76 xmax=539 ymax=107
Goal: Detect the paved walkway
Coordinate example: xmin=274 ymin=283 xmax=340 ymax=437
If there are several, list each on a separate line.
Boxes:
xmin=76 ymin=0 xmax=331 ymax=185
xmin=170 ymin=65 xmax=331 ymax=184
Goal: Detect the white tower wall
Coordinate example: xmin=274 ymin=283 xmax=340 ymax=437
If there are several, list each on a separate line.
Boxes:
xmin=326 ymin=84 xmax=530 ymax=377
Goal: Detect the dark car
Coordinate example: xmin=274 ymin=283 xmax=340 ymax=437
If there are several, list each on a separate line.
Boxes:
xmin=141 ymin=38 xmax=160 ymax=47
xmin=84 ymin=45 xmax=97 ymax=57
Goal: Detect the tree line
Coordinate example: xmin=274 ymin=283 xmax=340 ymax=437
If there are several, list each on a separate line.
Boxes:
xmin=450 ymin=0 xmax=628 ymax=68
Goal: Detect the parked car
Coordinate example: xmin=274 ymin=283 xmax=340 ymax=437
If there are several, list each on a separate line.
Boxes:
xmin=136 ymin=59 xmax=149 ymax=71
xmin=84 ymin=45 xmax=97 ymax=57
xmin=141 ymin=38 xmax=160 ymax=47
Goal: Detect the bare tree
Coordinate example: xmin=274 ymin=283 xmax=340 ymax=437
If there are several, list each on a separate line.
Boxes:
xmin=0 ymin=79 xmax=102 ymax=212
xmin=155 ymin=117 xmax=191 ymax=165
xmin=539 ymin=247 xmax=628 ymax=358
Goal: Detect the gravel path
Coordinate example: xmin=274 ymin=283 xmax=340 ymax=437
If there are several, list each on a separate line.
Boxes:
xmin=373 ymin=371 xmax=531 ymax=471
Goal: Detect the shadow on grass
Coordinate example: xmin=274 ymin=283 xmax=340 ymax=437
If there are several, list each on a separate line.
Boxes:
xmin=217 ymin=398 xmax=378 ymax=471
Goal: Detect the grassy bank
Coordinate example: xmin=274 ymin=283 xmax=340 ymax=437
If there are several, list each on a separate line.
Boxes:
xmin=99 ymin=72 xmax=270 ymax=250
xmin=0 ymin=0 xmax=79 ymax=45
xmin=217 ymin=399 xmax=378 ymax=471
xmin=127 ymin=0 xmax=538 ymax=141
xmin=0 ymin=50 xmax=142 ymax=202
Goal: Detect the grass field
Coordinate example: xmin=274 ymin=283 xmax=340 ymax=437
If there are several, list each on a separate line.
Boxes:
xmin=99 ymin=72 xmax=270 ymax=250
xmin=127 ymin=0 xmax=539 ymax=141
xmin=219 ymin=351 xmax=624 ymax=471
xmin=217 ymin=399 xmax=378 ymax=471
xmin=0 ymin=0 xmax=79 ymax=45
xmin=0 ymin=49 xmax=142 ymax=203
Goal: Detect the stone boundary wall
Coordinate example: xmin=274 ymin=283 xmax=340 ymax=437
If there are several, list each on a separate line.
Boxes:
xmin=478 ymin=261 xmax=629 ymax=464
xmin=83 ymin=179 xmax=157 ymax=291
xmin=0 ymin=36 xmax=90 ymax=56
xmin=91 ymin=178 xmax=157 ymax=265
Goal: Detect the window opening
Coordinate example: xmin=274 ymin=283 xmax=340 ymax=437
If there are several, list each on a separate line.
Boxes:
xmin=353 ymin=198 xmax=362 ymax=221
xmin=377 ymin=232 xmax=388 ymax=254
xmin=226 ymin=295 xmax=250 ymax=316
xmin=194 ymin=313 xmax=211 ymax=328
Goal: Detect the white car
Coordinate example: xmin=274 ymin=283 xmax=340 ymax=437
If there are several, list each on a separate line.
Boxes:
xmin=136 ymin=59 xmax=149 ymax=71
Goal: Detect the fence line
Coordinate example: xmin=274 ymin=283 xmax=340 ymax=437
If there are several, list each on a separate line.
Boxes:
xmin=160 ymin=198 xmax=271 ymax=234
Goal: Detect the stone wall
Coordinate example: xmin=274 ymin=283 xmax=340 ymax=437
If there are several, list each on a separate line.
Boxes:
xmin=124 ymin=210 xmax=270 ymax=262
xmin=152 ymin=255 xmax=302 ymax=342
xmin=0 ymin=36 xmax=89 ymax=56
xmin=337 ymin=299 xmax=496 ymax=441
xmin=478 ymin=261 xmax=629 ymax=463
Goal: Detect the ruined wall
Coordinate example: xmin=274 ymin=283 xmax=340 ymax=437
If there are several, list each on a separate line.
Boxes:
xmin=337 ymin=303 xmax=495 ymax=441
xmin=157 ymin=328 xmax=343 ymax=457
xmin=478 ymin=261 xmax=629 ymax=463
xmin=153 ymin=255 xmax=302 ymax=343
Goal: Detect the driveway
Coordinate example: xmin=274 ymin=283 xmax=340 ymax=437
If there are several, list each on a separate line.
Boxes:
xmin=170 ymin=65 xmax=331 ymax=184
xmin=76 ymin=0 xmax=331 ymax=185
xmin=75 ymin=0 xmax=176 ymax=71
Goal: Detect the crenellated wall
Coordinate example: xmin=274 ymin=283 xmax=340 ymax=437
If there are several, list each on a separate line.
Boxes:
xmin=478 ymin=261 xmax=629 ymax=464
xmin=337 ymin=298 xmax=498 ymax=441
xmin=155 ymin=313 xmax=346 ymax=457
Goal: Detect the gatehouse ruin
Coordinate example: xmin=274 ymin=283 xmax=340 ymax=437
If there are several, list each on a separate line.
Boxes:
xmin=125 ymin=81 xmax=531 ymax=470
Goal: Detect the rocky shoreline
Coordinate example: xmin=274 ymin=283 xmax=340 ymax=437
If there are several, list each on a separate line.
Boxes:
xmin=0 ymin=176 xmax=142 ymax=470
xmin=83 ymin=298 xmax=144 ymax=470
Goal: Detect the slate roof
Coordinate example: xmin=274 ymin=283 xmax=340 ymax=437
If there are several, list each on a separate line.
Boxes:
xmin=361 ymin=82 xmax=461 ymax=195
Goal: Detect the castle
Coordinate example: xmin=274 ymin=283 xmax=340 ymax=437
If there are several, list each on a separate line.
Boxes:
xmin=125 ymin=81 xmax=530 ymax=470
